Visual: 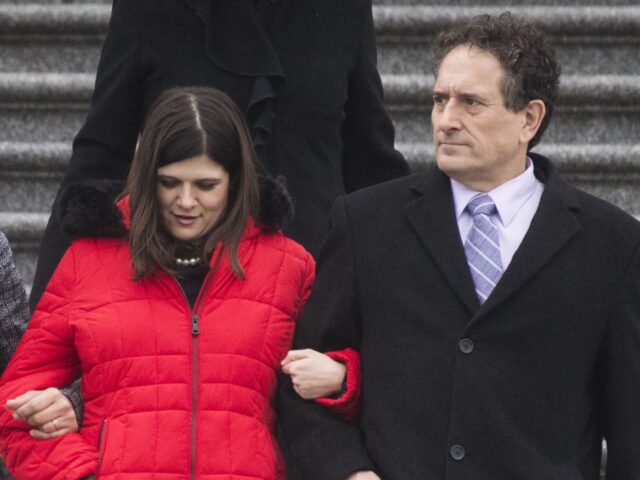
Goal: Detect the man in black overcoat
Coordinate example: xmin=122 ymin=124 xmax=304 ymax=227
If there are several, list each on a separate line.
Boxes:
xmin=279 ymin=13 xmax=640 ymax=480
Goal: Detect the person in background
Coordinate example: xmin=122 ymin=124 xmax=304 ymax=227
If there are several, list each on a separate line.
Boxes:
xmin=1 ymin=87 xmax=359 ymax=479
xmin=0 ymin=232 xmax=28 ymax=375
xmin=31 ymin=0 xmax=409 ymax=309
xmin=0 ymin=231 xmax=29 ymax=480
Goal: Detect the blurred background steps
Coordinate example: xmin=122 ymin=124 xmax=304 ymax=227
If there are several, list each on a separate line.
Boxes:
xmin=0 ymin=2 xmax=639 ymax=298
xmin=374 ymin=0 xmax=635 ymax=5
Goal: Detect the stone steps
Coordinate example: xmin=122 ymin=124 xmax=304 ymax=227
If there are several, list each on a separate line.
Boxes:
xmin=0 ymin=4 xmax=105 ymax=72
xmin=0 ymin=142 xmax=67 ymax=213
xmin=0 ymin=40 xmax=101 ymax=73
xmin=1 ymin=71 xmax=637 ymax=148
xmin=1 ymin=72 xmax=638 ymax=210
xmin=375 ymin=6 xmax=640 ymax=75
xmin=1 ymin=2 xmax=638 ymax=293
xmin=0 ymin=0 xmax=109 ymax=3
xmin=374 ymin=0 xmax=634 ymax=5
xmin=2 ymin=5 xmax=639 ymax=74
xmin=4 ymin=4 xmax=637 ymax=34
xmin=373 ymin=5 xmax=640 ymax=35
xmin=0 ymin=211 xmax=48 ymax=290
xmin=0 ymin=4 xmax=107 ymax=34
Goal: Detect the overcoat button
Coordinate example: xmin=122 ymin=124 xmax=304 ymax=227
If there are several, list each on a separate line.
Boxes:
xmin=450 ymin=445 xmax=465 ymax=461
xmin=459 ymin=338 xmax=474 ymax=354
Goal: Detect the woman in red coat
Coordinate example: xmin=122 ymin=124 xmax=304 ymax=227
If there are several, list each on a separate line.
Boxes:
xmin=0 ymin=87 xmax=358 ymax=479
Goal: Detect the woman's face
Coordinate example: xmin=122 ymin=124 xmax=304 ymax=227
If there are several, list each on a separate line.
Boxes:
xmin=156 ymin=154 xmax=230 ymax=242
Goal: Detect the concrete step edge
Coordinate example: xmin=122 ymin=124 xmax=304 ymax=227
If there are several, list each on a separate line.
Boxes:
xmin=0 ymin=72 xmax=94 ymax=103
xmin=0 ymin=72 xmax=638 ymax=106
xmin=0 ymin=4 xmax=109 ymax=35
xmin=374 ymin=5 xmax=640 ymax=36
xmin=0 ymin=141 xmax=69 ymax=171
xmin=1 ymin=5 xmax=638 ymax=36
xmin=0 ymin=211 xmax=49 ymax=241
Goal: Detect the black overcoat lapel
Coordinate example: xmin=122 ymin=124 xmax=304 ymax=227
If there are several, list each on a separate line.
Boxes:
xmin=181 ymin=0 xmax=284 ymax=78
xmin=403 ymin=156 xmax=581 ymax=322
xmin=404 ymin=169 xmax=480 ymax=314
xmin=471 ymin=154 xmax=582 ymax=322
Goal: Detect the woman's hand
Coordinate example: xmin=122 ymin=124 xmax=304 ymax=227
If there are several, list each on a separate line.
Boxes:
xmin=345 ymin=471 xmax=381 ymax=480
xmin=6 ymin=388 xmax=79 ymax=439
xmin=281 ymin=349 xmax=346 ymax=399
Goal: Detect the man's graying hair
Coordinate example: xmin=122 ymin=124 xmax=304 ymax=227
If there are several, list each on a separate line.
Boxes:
xmin=431 ymin=12 xmax=561 ymax=149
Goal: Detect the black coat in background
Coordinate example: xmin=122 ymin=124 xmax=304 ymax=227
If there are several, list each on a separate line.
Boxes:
xmin=30 ymin=0 xmax=408 ymax=308
xmin=278 ymin=154 xmax=640 ymax=480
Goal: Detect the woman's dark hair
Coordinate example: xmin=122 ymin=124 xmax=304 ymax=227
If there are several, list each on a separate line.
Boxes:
xmin=124 ymin=86 xmax=260 ymax=280
xmin=431 ymin=12 xmax=561 ymax=149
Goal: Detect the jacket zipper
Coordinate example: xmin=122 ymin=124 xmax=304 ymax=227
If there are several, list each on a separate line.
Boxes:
xmin=191 ymin=312 xmax=199 ymax=480
xmin=172 ymin=256 xmax=219 ymax=480
xmin=95 ymin=418 xmax=108 ymax=477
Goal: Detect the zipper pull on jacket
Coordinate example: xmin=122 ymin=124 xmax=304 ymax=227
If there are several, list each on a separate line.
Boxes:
xmin=191 ymin=314 xmax=200 ymax=335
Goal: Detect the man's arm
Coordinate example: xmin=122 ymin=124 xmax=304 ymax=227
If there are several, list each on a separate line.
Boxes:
xmin=602 ymin=242 xmax=640 ymax=479
xmin=278 ymin=197 xmax=378 ymax=479
xmin=341 ymin=0 xmax=409 ymax=193
xmin=0 ymin=231 xmax=30 ymax=373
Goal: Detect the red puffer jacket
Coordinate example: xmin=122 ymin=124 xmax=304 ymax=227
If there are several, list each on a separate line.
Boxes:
xmin=0 ymin=182 xmax=359 ymax=480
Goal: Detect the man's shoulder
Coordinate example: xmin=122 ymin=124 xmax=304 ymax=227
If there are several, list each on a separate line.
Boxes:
xmin=572 ymin=186 xmax=640 ymax=243
xmin=0 ymin=231 xmax=15 ymax=274
xmin=344 ymin=169 xmax=433 ymax=209
xmin=0 ymin=231 xmax=8 ymax=255
xmin=534 ymin=152 xmax=640 ymax=244
xmin=336 ymin=167 xmax=445 ymax=233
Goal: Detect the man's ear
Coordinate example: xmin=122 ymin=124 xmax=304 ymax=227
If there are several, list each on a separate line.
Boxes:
xmin=520 ymin=99 xmax=546 ymax=144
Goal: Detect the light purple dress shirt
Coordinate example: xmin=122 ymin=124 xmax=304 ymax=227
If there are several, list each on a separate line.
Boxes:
xmin=450 ymin=158 xmax=545 ymax=270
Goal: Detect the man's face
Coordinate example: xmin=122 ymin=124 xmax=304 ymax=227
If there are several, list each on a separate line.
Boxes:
xmin=432 ymin=44 xmax=529 ymax=191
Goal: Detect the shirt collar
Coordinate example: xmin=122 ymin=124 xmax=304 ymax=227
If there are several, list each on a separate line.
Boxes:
xmin=451 ymin=157 xmax=539 ymax=227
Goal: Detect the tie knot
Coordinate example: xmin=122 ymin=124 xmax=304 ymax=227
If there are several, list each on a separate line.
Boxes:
xmin=467 ymin=194 xmax=497 ymax=217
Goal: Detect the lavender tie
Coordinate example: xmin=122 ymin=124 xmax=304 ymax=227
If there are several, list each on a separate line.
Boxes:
xmin=464 ymin=194 xmax=504 ymax=304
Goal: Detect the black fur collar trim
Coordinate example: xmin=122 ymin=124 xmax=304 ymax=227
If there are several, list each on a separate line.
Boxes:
xmin=59 ymin=175 xmax=293 ymax=240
